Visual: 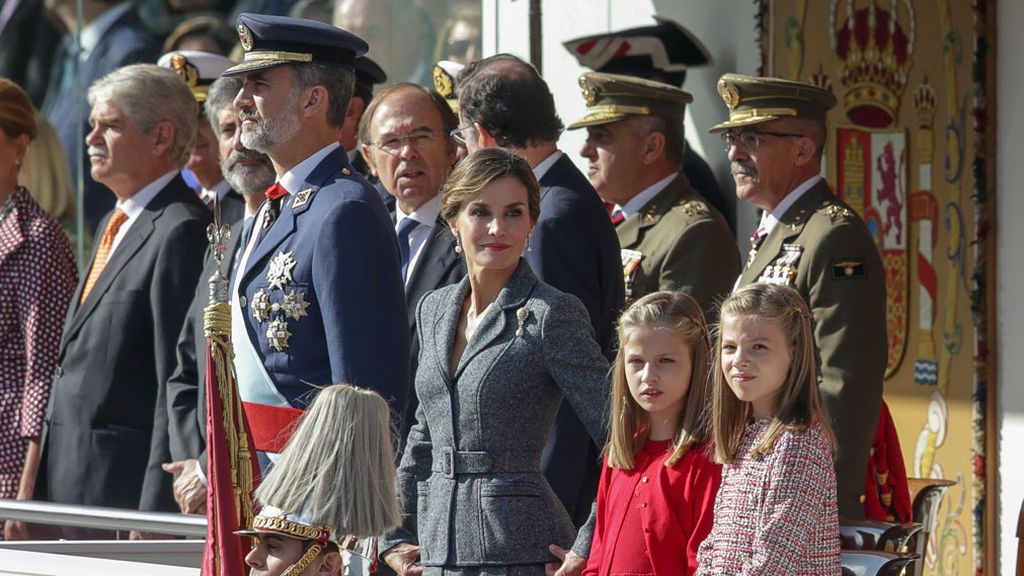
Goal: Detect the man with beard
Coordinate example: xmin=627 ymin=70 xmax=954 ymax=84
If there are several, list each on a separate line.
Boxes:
xmin=572 ymin=72 xmax=738 ymax=319
xmin=222 ymin=14 xmax=409 ymax=467
xmin=36 ymin=65 xmax=210 ymax=527
xmin=158 ymin=50 xmax=248 ymax=223
xmin=711 ymin=73 xmax=886 ymax=519
xmin=162 ymin=73 xmax=274 ymax=515
xmin=357 ymin=83 xmax=465 ymax=441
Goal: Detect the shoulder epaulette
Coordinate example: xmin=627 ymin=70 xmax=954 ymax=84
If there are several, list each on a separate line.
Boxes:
xmin=818 ymin=200 xmax=855 ymax=223
xmin=680 ymin=199 xmax=709 ymax=217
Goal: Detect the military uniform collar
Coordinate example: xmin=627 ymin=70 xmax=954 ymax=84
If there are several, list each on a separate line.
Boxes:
xmin=620 ymin=170 xmax=679 ymax=218
xmin=616 ymin=172 xmax=696 ymax=248
xmin=278 ymin=141 xmax=341 ymax=195
xmin=762 ymin=174 xmax=821 ymax=236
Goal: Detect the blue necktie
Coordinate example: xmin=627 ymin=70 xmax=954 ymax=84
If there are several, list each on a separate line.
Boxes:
xmin=397 ymin=218 xmax=420 ymax=282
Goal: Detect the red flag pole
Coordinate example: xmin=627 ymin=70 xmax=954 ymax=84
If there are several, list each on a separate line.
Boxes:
xmin=201 ymin=217 xmax=260 ymax=575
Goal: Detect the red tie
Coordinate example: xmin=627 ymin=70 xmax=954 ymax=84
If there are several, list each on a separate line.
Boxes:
xmin=265 ymin=183 xmax=288 ymax=200
xmin=610 ymin=210 xmax=625 ymax=225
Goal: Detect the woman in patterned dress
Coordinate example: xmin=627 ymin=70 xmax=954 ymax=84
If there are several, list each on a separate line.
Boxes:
xmin=697 ymin=283 xmax=841 ymax=575
xmin=0 ymin=78 xmax=77 ymax=539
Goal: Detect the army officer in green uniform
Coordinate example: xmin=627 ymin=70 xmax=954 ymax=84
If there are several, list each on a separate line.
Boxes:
xmin=571 ymin=72 xmax=739 ymax=318
xmin=711 ymin=73 xmax=886 ymax=519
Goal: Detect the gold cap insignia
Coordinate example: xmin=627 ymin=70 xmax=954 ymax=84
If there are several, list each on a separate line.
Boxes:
xmin=718 ymin=78 xmax=740 ymax=110
xmin=579 ymin=76 xmax=599 ymax=107
xmin=238 ymin=23 xmax=254 ymax=51
xmin=169 ymin=53 xmax=199 ymax=88
xmin=433 ymin=65 xmax=454 ymax=99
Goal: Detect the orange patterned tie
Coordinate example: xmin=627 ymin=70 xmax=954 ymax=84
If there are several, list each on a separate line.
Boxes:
xmin=80 ymin=209 xmax=128 ymax=304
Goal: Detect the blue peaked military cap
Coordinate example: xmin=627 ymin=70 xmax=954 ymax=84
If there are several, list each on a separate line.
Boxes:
xmin=222 ymin=13 xmax=369 ymax=77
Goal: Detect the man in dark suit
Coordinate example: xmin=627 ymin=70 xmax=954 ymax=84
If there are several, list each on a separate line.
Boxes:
xmin=42 ymin=0 xmax=161 ymax=234
xmin=158 ymin=50 xmax=247 ymax=224
xmin=222 ymin=14 xmax=409 ymax=464
xmin=36 ymin=64 xmax=211 ymax=525
xmin=0 ymin=0 xmax=61 ymax=107
xmin=456 ymin=54 xmax=624 ymax=532
xmin=564 ymin=17 xmax=733 ymax=230
xmin=358 ymin=82 xmax=466 ymax=440
xmin=162 ymin=74 xmax=274 ymax=515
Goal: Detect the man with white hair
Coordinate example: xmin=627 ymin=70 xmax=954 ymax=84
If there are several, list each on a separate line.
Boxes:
xmin=36 ymin=64 xmax=212 ymax=525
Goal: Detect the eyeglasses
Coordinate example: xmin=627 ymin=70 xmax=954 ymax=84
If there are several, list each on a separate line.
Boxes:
xmin=721 ymin=130 xmax=806 ymax=152
xmin=373 ymin=129 xmax=441 ymax=155
xmin=450 ymin=125 xmax=474 ymax=147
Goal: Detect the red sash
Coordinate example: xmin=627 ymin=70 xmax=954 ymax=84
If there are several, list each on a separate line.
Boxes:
xmin=242 ymin=402 xmax=304 ymax=453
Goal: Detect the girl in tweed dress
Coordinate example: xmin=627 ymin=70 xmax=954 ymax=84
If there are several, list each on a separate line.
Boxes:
xmin=583 ymin=292 xmax=720 ymax=576
xmin=696 ymin=284 xmax=841 ymax=575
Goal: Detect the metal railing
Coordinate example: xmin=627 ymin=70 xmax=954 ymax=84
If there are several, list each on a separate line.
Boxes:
xmin=0 ymin=500 xmax=206 ymax=538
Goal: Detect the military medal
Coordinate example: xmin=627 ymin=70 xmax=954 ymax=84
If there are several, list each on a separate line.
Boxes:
xmin=267 ymin=251 xmax=296 ymax=290
xmin=621 ymin=249 xmax=644 ymax=298
xmin=252 ymin=288 xmax=272 ymax=323
xmin=759 ymin=244 xmax=803 ymax=287
xmin=266 ymin=318 xmax=292 ymax=351
xmin=282 ymin=289 xmax=310 ymax=320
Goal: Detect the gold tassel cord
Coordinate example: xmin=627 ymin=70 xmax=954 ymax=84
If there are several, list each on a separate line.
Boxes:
xmin=204 ymin=301 xmax=257 ymax=530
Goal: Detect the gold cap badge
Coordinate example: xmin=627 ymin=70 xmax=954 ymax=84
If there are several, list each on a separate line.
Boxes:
xmin=718 ymin=78 xmax=740 ymax=110
xmin=238 ymin=23 xmax=254 ymax=51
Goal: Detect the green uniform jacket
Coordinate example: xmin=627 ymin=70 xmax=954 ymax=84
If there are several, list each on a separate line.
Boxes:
xmin=616 ymin=173 xmax=740 ymax=320
xmin=738 ymin=179 xmax=886 ymax=519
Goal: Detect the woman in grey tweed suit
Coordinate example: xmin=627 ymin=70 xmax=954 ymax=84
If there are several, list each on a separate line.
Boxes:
xmin=380 ymin=149 xmax=610 ymax=576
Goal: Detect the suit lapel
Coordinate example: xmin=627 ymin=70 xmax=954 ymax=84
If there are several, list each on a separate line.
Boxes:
xmin=406 ymin=218 xmax=458 ymax=312
xmin=453 ymin=262 xmax=537 ymax=381
xmin=740 ymin=180 xmax=829 ymax=285
xmin=242 ymin=148 xmax=351 ymax=281
xmin=433 ymin=276 xmax=470 ymax=387
xmin=64 ymin=176 xmax=183 ymax=344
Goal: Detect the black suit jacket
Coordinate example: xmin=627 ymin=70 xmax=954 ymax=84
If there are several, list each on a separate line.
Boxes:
xmin=217 ymin=190 xmax=246 ymax=226
xmin=390 ymin=210 xmax=465 ymax=441
xmin=0 ymin=0 xmax=60 ymax=107
xmin=38 ymin=175 xmax=212 ymax=512
xmin=166 ymin=218 xmax=246 ymax=474
xmin=527 ymin=154 xmax=624 ymax=525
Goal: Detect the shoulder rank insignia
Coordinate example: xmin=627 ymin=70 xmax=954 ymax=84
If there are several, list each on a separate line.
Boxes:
xmin=832 ymin=259 xmax=866 ymax=280
xmin=266 ymin=317 xmax=292 ymax=351
xmin=267 ymin=251 xmax=296 ymax=290
xmin=681 ymin=200 xmax=709 ymax=217
xmin=757 ymin=243 xmax=803 ymax=287
xmin=292 ymin=188 xmax=314 ymax=210
xmin=823 ymin=204 xmax=855 ymax=222
xmin=621 ymin=249 xmax=644 ymax=299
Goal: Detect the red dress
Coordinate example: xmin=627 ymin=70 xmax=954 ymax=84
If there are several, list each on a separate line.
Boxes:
xmin=0 ymin=188 xmax=76 ymax=498
xmin=583 ymin=440 xmax=721 ymax=576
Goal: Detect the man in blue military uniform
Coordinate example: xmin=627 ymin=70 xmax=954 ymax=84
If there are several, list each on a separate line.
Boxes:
xmin=222 ymin=13 xmax=409 ymax=464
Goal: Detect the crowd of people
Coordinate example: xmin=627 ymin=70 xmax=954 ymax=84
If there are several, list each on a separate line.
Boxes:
xmin=0 ymin=4 xmax=891 ymax=576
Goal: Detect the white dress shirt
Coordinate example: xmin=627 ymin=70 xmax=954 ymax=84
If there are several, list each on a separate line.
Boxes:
xmin=109 ymin=170 xmax=178 ymax=255
xmin=532 ymin=150 xmax=564 ymax=181
xmin=395 ymin=194 xmax=441 ymax=286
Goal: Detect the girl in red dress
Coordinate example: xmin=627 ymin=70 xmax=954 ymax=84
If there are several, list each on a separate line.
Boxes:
xmin=583 ymin=291 xmax=721 ymax=576
xmin=696 ymin=283 xmax=841 ymax=575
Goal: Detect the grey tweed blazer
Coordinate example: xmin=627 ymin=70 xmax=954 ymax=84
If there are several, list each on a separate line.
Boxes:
xmin=380 ymin=261 xmax=610 ymax=567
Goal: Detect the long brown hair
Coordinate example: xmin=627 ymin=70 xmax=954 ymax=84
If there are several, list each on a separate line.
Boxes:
xmin=710 ymin=283 xmax=836 ymax=463
xmin=607 ymin=291 xmax=712 ymax=469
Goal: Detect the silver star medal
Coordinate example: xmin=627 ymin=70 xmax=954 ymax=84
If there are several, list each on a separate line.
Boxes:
xmin=266 ymin=318 xmax=292 ymax=351
xmin=267 ymin=251 xmax=296 ymax=291
xmin=282 ymin=289 xmax=310 ymax=320
xmin=252 ymin=288 xmax=272 ymax=323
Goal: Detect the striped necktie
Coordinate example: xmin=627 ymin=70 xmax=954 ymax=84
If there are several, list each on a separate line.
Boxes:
xmin=80 ymin=209 xmax=128 ymax=303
